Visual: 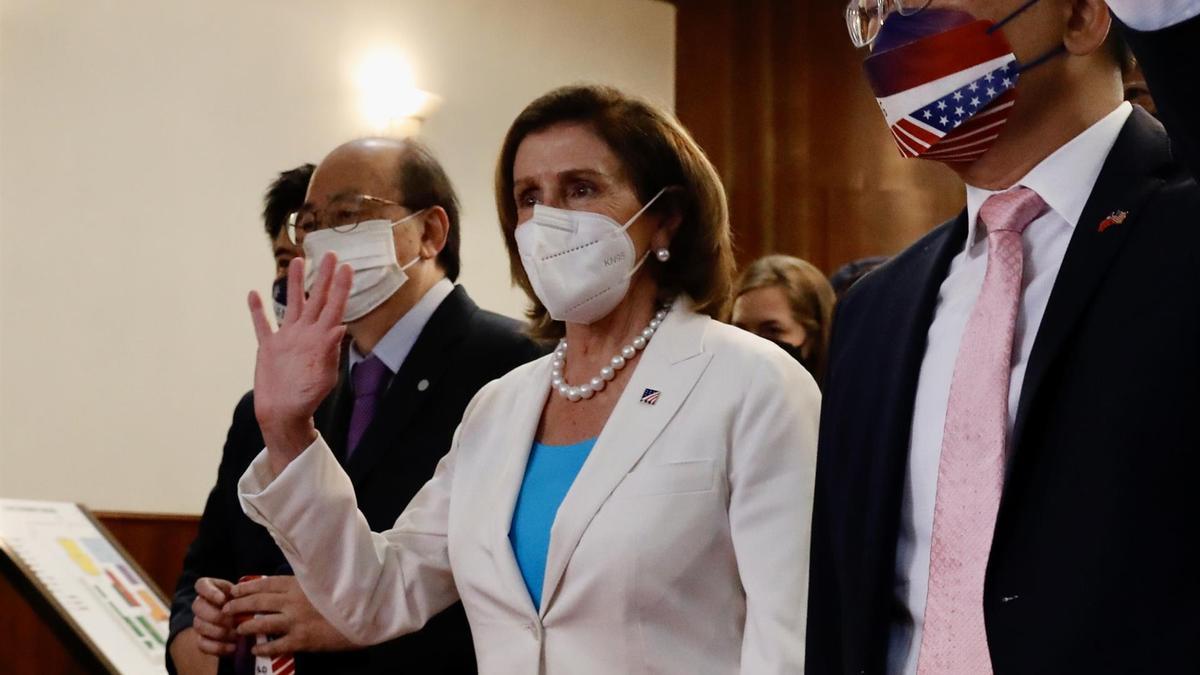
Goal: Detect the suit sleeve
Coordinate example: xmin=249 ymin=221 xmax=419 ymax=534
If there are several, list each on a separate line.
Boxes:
xmin=165 ymin=394 xmax=256 ymax=673
xmin=728 ymin=352 xmax=821 ymax=673
xmin=1111 ymin=6 xmax=1200 ymax=180
xmin=804 ymin=299 xmax=852 ymax=675
xmin=236 ymin=399 xmax=477 ymax=646
xmin=480 ymin=314 xmax=550 ymax=379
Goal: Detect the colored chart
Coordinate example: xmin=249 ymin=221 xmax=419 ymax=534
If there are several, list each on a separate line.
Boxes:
xmin=0 ymin=499 xmax=171 ymax=674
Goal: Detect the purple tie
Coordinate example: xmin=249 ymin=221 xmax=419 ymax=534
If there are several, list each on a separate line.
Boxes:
xmin=346 ymin=355 xmax=390 ymax=458
xmin=918 ymin=187 xmax=1047 ymax=674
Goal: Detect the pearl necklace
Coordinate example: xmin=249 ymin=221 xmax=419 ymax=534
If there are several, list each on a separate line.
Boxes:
xmin=551 ymin=302 xmax=672 ymax=402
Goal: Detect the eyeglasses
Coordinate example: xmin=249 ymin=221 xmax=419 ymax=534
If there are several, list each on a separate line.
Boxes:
xmin=286 ymin=193 xmax=407 ymax=245
xmin=845 ymin=0 xmax=934 ymax=48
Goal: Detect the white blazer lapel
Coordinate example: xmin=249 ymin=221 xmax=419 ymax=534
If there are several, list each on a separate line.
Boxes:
xmin=539 ymin=302 xmax=714 ymax=615
xmin=483 ymin=357 xmax=553 ymax=616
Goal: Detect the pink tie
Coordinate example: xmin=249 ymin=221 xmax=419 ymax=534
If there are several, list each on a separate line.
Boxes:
xmin=917 ymin=187 xmax=1047 ymax=674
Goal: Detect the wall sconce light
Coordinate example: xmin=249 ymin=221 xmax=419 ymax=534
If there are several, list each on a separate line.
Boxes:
xmin=355 ymin=48 xmax=441 ymax=136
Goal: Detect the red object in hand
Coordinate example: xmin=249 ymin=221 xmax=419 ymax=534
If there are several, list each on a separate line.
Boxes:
xmin=233 ymin=575 xmax=263 ymax=628
xmin=236 ymin=575 xmax=295 ymax=675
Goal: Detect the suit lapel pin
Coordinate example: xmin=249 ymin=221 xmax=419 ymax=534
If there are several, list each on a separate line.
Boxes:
xmin=1098 ymin=210 xmax=1128 ymax=233
xmin=640 ymin=388 xmax=661 ymax=406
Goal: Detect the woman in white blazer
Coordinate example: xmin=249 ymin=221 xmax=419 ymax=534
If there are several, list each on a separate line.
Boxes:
xmin=230 ymin=85 xmax=820 ymax=674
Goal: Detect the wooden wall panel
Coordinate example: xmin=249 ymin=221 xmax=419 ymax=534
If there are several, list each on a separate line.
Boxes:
xmin=674 ymin=0 xmax=967 ymax=275
xmin=0 ymin=512 xmax=199 ymax=674
xmin=95 ymin=512 xmax=200 ymax=597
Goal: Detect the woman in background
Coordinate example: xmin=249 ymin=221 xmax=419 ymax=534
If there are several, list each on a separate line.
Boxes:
xmin=731 ymin=254 xmax=835 ymax=384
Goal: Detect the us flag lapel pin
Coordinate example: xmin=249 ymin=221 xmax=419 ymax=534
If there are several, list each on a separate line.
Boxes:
xmin=1099 ymin=210 xmax=1128 ymax=233
xmin=640 ymin=388 xmax=661 ymax=406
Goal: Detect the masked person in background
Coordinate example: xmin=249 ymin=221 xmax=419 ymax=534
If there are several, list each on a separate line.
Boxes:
xmin=168 ymin=162 xmax=312 ymax=675
xmin=730 ymin=254 xmax=835 ymax=384
xmin=267 ymin=166 xmax=314 ymax=324
xmin=169 ymin=140 xmax=542 ymax=675
xmin=810 ymin=0 xmax=1200 ymax=673
xmin=227 ymin=85 xmax=820 ymax=674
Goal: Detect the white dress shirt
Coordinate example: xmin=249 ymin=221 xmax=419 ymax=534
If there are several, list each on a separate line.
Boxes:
xmin=887 ymin=101 xmax=1133 ymax=674
xmin=347 ymin=278 xmax=455 ymax=379
xmin=882 ymin=3 xmax=1198 ymax=672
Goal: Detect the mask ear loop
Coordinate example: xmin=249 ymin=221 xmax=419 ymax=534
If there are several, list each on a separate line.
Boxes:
xmin=985 ymin=0 xmax=1068 ymax=75
xmin=625 ymin=248 xmax=653 ymax=281
xmin=618 ymin=187 xmax=670 ymax=233
xmin=987 ymin=0 xmax=1042 ymax=34
xmin=394 ymin=207 xmax=431 ymax=272
xmin=390 ymin=207 xmax=429 ymax=228
xmin=1013 ymin=44 xmax=1068 ymax=74
xmin=618 ymin=187 xmax=672 ymax=279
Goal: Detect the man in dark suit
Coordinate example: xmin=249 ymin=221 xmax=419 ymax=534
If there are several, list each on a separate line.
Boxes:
xmin=168 ymin=163 xmax=312 ymax=675
xmin=809 ymin=1 xmax=1200 ymax=673
xmin=167 ymin=140 xmax=543 ymax=675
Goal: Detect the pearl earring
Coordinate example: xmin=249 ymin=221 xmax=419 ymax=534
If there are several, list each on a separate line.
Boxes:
xmin=655 ymin=248 xmax=671 ymax=262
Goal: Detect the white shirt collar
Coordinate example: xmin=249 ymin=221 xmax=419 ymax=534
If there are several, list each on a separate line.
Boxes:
xmin=963 ymin=102 xmax=1132 ymax=248
xmin=348 ymin=278 xmax=456 ymax=374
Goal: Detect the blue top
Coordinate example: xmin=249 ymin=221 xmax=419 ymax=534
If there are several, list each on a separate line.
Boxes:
xmin=508 ymin=438 xmax=597 ymax=609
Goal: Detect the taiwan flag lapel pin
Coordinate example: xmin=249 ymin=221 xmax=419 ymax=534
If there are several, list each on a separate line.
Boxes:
xmin=1098 ymin=210 xmax=1128 ymax=233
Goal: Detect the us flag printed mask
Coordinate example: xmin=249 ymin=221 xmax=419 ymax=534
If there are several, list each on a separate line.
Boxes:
xmin=863 ymin=2 xmax=1062 ymax=165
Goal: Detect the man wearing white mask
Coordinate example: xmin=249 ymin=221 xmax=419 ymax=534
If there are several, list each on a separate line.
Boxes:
xmin=175 ymin=138 xmax=542 ymax=675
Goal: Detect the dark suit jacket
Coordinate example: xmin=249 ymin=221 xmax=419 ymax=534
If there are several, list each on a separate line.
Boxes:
xmin=807 ymin=17 xmax=1200 ymax=674
xmin=167 ymin=285 xmax=544 ymax=675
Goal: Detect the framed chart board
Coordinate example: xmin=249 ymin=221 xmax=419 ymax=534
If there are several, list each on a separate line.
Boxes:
xmin=0 ymin=499 xmax=171 ymax=674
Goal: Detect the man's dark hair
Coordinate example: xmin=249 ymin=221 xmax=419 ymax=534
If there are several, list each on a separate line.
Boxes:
xmin=396 ymin=141 xmax=462 ymax=282
xmin=262 ymin=163 xmax=315 ymax=240
xmin=1109 ymin=23 xmax=1136 ymax=75
xmin=830 ymin=256 xmax=889 ymax=300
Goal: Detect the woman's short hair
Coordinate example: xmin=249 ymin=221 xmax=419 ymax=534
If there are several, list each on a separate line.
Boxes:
xmin=734 ymin=255 xmax=836 ymax=382
xmin=495 ymin=84 xmax=735 ymax=340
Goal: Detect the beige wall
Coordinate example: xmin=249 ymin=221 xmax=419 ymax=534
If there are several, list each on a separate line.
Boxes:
xmin=0 ymin=0 xmax=675 ymax=513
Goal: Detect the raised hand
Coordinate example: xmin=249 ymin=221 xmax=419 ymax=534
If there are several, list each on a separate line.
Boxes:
xmin=247 ymin=253 xmax=353 ymax=473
